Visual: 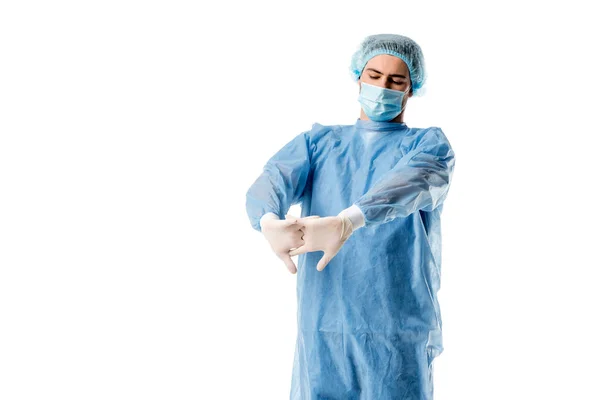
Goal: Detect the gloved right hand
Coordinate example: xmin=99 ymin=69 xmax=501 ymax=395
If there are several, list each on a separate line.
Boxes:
xmin=289 ymin=214 xmax=354 ymax=272
xmin=260 ymin=213 xmax=315 ymax=274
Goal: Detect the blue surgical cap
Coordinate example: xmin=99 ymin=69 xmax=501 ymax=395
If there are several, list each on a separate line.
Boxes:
xmin=350 ymin=34 xmax=427 ymax=96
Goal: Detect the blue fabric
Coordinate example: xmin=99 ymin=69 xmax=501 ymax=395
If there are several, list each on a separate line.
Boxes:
xmin=358 ymin=81 xmax=409 ymax=122
xmin=350 ymin=34 xmax=427 ymax=96
xmin=246 ymin=118 xmax=455 ymax=399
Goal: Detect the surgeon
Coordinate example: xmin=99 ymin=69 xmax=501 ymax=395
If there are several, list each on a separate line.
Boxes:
xmin=245 ymin=33 xmax=456 ymax=399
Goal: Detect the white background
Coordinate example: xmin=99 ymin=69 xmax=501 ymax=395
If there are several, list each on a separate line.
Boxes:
xmin=1 ymin=1 xmax=599 ymax=399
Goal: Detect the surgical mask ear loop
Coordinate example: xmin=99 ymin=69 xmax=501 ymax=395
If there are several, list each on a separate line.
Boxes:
xmin=403 ymin=84 xmax=412 ymax=99
xmin=397 ymin=85 xmax=412 ymax=113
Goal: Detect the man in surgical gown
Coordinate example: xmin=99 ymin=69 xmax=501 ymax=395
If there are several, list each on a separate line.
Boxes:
xmin=245 ymin=34 xmax=456 ymax=399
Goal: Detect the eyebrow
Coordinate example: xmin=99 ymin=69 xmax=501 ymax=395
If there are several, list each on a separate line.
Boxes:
xmin=365 ymin=68 xmax=407 ymax=79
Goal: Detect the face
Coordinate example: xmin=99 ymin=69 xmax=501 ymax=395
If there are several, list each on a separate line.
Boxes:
xmin=358 ymin=54 xmax=413 ymax=116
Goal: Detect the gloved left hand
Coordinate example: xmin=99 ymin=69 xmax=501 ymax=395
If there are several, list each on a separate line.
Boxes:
xmin=288 ymin=214 xmax=354 ymax=271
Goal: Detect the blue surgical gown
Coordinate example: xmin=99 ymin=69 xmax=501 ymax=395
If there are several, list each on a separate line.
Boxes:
xmin=245 ymin=118 xmax=456 ymax=399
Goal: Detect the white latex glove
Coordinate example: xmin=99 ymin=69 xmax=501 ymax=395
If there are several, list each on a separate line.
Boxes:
xmin=288 ymin=214 xmax=354 ymax=272
xmin=260 ymin=213 xmax=317 ymax=274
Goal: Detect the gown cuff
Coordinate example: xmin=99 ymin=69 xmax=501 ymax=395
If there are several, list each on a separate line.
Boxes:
xmin=259 ymin=212 xmax=279 ymax=230
xmin=338 ymin=204 xmax=366 ymax=231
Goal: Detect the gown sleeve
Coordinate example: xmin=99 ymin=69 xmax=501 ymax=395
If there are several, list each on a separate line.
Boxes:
xmin=352 ymin=127 xmax=456 ymax=227
xmin=245 ymin=131 xmax=313 ymax=232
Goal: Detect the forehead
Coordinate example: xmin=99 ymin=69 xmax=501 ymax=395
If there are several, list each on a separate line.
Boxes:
xmin=364 ymin=54 xmax=409 ymax=75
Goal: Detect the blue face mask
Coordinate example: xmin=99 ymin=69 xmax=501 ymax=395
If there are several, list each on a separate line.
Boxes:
xmin=358 ymin=81 xmax=410 ymax=122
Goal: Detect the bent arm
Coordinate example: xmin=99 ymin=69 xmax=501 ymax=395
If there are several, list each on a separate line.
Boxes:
xmin=245 ymin=132 xmax=312 ymax=232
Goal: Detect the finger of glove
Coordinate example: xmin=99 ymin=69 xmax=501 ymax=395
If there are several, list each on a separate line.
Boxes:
xmin=279 ymin=253 xmax=297 ymax=274
xmin=316 ymin=254 xmax=332 ymax=271
xmin=284 ymin=214 xmax=299 ymax=226
xmin=285 ymin=214 xmax=310 ymax=226
xmin=289 ymin=245 xmax=308 ymax=257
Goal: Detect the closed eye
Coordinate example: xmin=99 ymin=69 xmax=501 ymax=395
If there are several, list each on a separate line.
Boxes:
xmin=369 ymin=75 xmax=403 ymax=85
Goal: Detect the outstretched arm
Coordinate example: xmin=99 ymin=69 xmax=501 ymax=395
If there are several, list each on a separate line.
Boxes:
xmin=339 ymin=127 xmax=455 ymax=229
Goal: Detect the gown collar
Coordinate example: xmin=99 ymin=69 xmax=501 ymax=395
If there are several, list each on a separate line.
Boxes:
xmin=354 ymin=118 xmax=408 ymax=131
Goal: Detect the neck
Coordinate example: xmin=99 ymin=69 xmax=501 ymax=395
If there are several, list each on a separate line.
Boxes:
xmin=359 ymin=109 xmax=405 ymax=123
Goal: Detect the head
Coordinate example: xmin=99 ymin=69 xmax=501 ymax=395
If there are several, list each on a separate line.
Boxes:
xmin=359 ymin=55 xmax=412 ymax=122
xmin=350 ymin=34 xmax=427 ymax=123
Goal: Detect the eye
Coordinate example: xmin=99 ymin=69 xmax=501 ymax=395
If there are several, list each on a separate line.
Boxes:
xmin=368 ymin=75 xmax=380 ymax=79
